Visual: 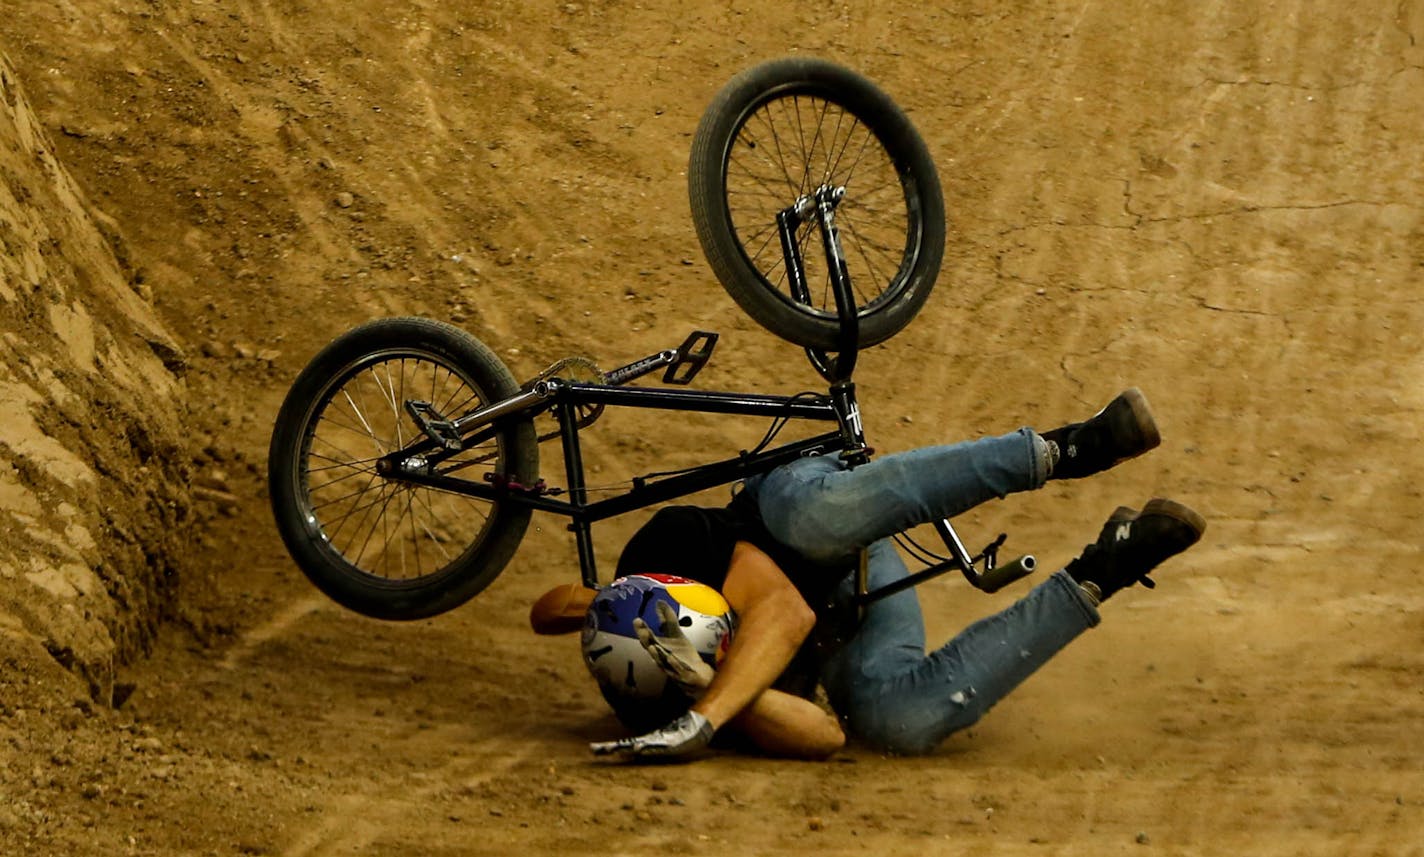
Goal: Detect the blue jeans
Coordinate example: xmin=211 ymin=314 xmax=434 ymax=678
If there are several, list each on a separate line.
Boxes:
xmin=742 ymin=429 xmax=1101 ymax=755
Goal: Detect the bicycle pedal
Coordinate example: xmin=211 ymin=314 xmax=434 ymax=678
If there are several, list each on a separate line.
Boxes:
xmin=405 ymin=400 xmax=463 ymax=451
xmin=662 ymin=331 xmax=719 ymax=385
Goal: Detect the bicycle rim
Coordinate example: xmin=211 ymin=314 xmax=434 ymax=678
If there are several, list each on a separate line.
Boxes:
xmin=296 ymin=349 xmax=505 ymax=586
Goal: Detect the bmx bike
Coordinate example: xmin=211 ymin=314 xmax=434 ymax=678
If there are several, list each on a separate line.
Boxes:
xmin=267 ymin=57 xmax=1036 ymax=622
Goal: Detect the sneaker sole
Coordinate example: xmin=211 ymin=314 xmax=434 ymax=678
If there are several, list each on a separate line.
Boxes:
xmin=1117 ymin=388 xmax=1162 ymax=456
xmin=1141 ymin=497 xmax=1207 ymax=538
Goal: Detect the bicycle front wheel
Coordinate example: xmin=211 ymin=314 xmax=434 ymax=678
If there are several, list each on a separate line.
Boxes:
xmin=689 ymin=57 xmax=946 ymax=350
xmin=268 ymin=317 xmax=538 ymax=620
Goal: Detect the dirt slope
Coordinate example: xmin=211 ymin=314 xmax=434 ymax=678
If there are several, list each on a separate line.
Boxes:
xmin=0 ymin=53 xmax=188 ymax=712
xmin=2 ymin=1 xmax=1423 ymax=855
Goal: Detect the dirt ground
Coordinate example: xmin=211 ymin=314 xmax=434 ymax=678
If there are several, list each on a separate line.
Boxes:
xmin=3 ymin=1 xmax=1423 ymax=855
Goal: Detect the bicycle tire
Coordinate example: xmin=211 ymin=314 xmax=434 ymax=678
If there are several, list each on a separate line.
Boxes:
xmin=268 ymin=317 xmax=538 ymax=620
xmin=689 ymin=57 xmax=946 ymax=350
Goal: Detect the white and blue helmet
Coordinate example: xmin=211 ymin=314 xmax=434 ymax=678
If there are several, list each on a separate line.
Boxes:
xmin=581 ymin=573 xmax=735 ymax=730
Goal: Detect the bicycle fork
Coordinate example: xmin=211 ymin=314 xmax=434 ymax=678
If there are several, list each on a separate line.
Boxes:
xmin=777 ymin=185 xmax=870 ymax=466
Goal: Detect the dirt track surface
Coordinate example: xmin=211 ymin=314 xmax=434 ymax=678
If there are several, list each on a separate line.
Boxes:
xmin=3 ymin=2 xmax=1423 ymax=855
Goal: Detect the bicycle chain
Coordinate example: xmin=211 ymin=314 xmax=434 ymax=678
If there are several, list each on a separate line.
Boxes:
xmin=526 ymin=355 xmax=607 ymax=439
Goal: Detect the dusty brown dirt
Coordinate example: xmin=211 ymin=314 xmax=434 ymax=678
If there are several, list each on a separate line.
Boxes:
xmin=3 ymin=1 xmax=1424 ymax=855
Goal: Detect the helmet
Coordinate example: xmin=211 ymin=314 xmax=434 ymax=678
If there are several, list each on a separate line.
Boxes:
xmin=581 ymin=573 xmax=735 ymax=730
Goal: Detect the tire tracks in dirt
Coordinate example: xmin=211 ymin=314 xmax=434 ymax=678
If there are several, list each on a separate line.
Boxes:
xmin=216 ymin=592 xmax=328 ymax=672
xmin=278 ymin=731 xmax=534 ymax=857
xmin=205 ymin=583 xmax=551 ymax=856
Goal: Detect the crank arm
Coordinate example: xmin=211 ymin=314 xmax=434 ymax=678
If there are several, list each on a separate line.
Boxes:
xmin=603 ymin=330 xmax=719 ymax=386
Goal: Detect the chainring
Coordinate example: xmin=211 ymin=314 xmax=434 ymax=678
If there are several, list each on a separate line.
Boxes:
xmin=526 ymin=356 xmax=606 ymax=440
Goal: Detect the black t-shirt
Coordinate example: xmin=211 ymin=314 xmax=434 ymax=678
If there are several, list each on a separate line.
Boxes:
xmin=614 ymin=505 xmax=747 ymax=589
xmin=614 ymin=492 xmax=855 ymax=698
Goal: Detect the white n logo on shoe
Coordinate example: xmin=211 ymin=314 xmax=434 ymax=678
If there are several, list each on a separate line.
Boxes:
xmin=1114 ymin=522 xmax=1133 ymax=542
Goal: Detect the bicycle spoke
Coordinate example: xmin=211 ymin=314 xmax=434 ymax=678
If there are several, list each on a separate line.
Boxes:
xmin=381 ymin=483 xmax=427 ymax=580
xmin=350 ymin=484 xmax=401 ymax=571
xmin=843 ymin=223 xmax=894 ymax=297
xmin=304 ymin=458 xmax=381 ymax=484
xmin=824 ymin=114 xmax=862 ymax=185
xmin=836 ymin=123 xmax=877 ymax=189
xmin=307 ymin=439 xmax=372 ymax=484
xmin=310 ymin=473 xmax=394 ymax=517
xmin=819 ymin=103 xmax=851 ymax=189
xmin=773 ymin=96 xmax=806 ymax=198
xmin=726 ymin=163 xmax=800 ymax=209
xmin=404 ymin=487 xmax=422 ymax=578
xmin=753 ymin=105 xmax=798 ymax=197
xmin=413 ymin=485 xmax=488 ymax=547
xmin=312 ymin=408 xmax=391 ymax=451
xmin=743 ymin=224 xmax=783 ymax=276
xmin=391 ymin=359 xmax=406 ymax=450
xmin=321 ymin=469 xmax=388 ymax=547
xmin=789 ymin=94 xmax=812 ymax=199
xmin=732 ymin=122 xmax=802 ymax=204
xmin=339 ymin=386 xmax=388 ymax=456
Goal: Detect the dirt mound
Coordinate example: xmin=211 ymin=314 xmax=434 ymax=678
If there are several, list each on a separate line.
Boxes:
xmin=0 ymin=54 xmax=188 ymax=706
xmin=1 ymin=2 xmax=1423 ymax=855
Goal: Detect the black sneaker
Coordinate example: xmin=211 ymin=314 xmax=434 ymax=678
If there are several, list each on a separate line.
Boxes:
xmin=1041 ymin=388 xmax=1161 ymax=480
xmin=1065 ymin=498 xmax=1206 ymax=601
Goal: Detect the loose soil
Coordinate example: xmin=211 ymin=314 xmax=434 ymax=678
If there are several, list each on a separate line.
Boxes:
xmin=2 ymin=2 xmax=1422 ymax=855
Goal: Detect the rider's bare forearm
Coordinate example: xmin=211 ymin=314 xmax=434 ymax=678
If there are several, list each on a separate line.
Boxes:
xmin=691 ymin=584 xmax=813 ymax=727
xmin=691 ymin=543 xmax=816 ymax=730
xmin=729 ymin=687 xmax=845 ymax=759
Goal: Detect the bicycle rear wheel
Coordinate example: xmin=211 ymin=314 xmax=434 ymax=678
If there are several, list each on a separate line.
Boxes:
xmin=268 ymin=317 xmax=538 ymax=620
xmin=689 ymin=57 xmax=946 ymax=351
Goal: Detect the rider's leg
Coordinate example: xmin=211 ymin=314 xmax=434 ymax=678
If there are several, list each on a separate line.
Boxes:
xmin=817 ymin=497 xmax=1204 ymax=755
xmin=748 ymin=389 xmax=1162 ymax=564
xmin=749 ymin=429 xmax=1046 ymax=564
xmin=816 ymin=539 xmax=1100 ymax=755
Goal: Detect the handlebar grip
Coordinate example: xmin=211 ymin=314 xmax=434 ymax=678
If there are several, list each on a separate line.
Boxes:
xmin=976 ymin=555 xmax=1036 ymax=593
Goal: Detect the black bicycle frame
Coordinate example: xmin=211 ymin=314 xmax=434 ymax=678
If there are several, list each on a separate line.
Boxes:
xmin=384 ymin=379 xmax=846 ymax=589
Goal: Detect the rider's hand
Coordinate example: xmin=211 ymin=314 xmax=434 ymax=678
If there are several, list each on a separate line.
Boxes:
xmin=589 ymin=710 xmax=715 ymax=759
xmin=633 ymin=601 xmax=716 ymax=697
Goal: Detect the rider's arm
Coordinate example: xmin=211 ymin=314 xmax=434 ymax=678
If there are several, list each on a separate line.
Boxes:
xmin=691 ymin=541 xmax=844 ymax=758
xmin=725 ymin=685 xmax=845 ymax=759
